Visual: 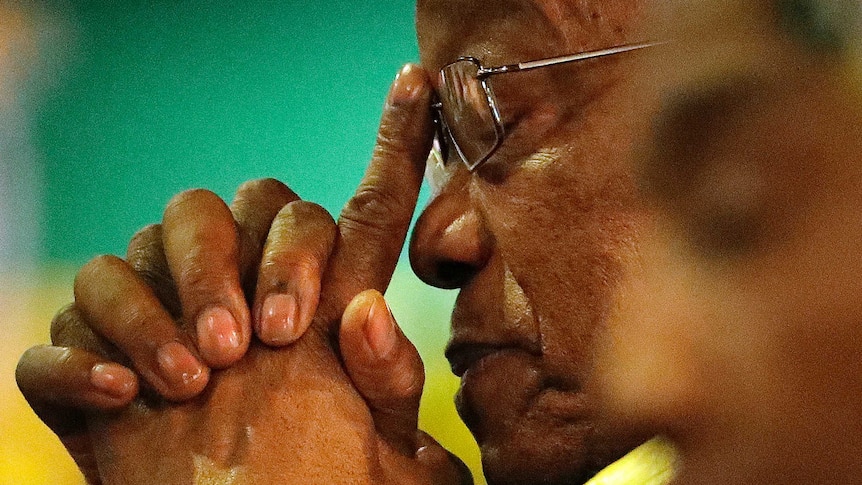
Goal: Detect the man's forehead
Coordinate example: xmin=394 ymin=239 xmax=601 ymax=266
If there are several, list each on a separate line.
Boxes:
xmin=416 ymin=0 xmax=641 ymax=68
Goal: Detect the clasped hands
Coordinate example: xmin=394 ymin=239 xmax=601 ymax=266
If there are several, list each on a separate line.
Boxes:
xmin=16 ymin=65 xmax=470 ymax=485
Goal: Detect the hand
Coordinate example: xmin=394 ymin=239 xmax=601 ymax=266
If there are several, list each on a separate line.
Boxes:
xmin=17 ymin=64 xmax=471 ymax=484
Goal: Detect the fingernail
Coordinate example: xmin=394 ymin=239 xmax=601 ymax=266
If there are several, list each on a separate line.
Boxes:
xmin=156 ymin=341 xmax=205 ymax=388
xmin=197 ymin=306 xmax=241 ymax=354
xmin=90 ymin=363 xmax=136 ymax=399
xmin=364 ymin=294 xmax=397 ymax=359
xmin=391 ymin=64 xmax=425 ymax=103
xmin=260 ymin=293 xmax=298 ymax=345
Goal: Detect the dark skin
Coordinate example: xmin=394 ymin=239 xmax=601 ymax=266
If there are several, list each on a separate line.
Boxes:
xmin=18 ymin=65 xmax=469 ymax=484
xmin=18 ymin=1 xmax=657 ymax=483
xmin=413 ymin=1 xmax=652 ymax=482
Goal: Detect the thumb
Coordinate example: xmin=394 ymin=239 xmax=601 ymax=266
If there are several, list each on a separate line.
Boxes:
xmin=339 ymin=289 xmax=424 ymax=456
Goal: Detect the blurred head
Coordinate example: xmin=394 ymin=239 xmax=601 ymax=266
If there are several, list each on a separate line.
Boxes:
xmin=410 ymin=1 xmax=655 ymax=483
xmin=598 ymin=1 xmax=862 ymax=483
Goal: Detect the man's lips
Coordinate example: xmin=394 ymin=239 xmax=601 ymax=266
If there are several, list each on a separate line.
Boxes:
xmin=445 ymin=342 xmax=507 ymax=377
xmin=446 ymin=341 xmax=590 ymax=435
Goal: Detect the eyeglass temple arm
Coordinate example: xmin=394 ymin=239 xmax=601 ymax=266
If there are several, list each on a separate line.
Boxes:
xmin=478 ymin=41 xmax=667 ymax=77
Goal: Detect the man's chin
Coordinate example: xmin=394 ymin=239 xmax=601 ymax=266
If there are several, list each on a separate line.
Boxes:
xmin=474 ymin=407 xmax=658 ymax=485
xmin=477 ymin=429 xmax=629 ymax=485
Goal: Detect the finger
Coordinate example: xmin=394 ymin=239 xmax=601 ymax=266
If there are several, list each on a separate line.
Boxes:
xmin=321 ymin=64 xmax=434 ymax=324
xmin=254 ymin=200 xmax=337 ymax=345
xmin=228 ymin=178 xmax=300 ymax=293
xmin=340 ymin=290 xmax=424 ymax=456
xmin=415 ymin=432 xmax=475 ymax=485
xmin=126 ymin=224 xmax=181 ymax=318
xmin=51 ymin=303 xmax=124 ymax=362
xmin=75 ymin=255 xmax=209 ymax=401
xmin=162 ymin=188 xmax=250 ymax=368
xmin=16 ymin=345 xmax=138 ymax=435
xmin=16 ymin=346 xmax=124 ymax=485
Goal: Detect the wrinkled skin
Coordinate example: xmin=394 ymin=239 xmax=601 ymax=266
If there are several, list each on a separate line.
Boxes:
xmin=410 ymin=1 xmax=653 ymax=483
xmin=18 ymin=66 xmax=470 ymax=485
xmin=17 ymin=1 xmax=664 ymax=484
xmin=598 ymin=1 xmax=862 ymax=484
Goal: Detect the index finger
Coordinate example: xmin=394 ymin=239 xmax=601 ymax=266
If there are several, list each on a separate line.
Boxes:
xmin=319 ymin=64 xmax=434 ymax=326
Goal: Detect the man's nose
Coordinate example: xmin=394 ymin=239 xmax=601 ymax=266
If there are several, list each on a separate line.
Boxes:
xmin=409 ymin=188 xmax=490 ymax=289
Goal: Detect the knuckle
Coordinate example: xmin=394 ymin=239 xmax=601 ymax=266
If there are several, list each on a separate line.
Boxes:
xmin=128 ymin=223 xmax=162 ymax=251
xmin=175 ymin=259 xmax=219 ymax=293
xmin=283 ymin=200 xmax=335 ymax=225
xmin=75 ymin=255 xmax=124 ymax=291
xmin=50 ymin=303 xmax=80 ymax=344
xmin=261 ymin=251 xmax=322 ymax=284
xmin=389 ymin=365 xmax=425 ymax=401
xmin=373 ymin=129 xmax=411 ymax=164
xmin=340 ymin=184 xmax=409 ymax=237
xmin=50 ymin=304 xmax=119 ymax=358
xmin=236 ymin=178 xmax=294 ymax=200
xmin=164 ymin=188 xmax=222 ymax=219
xmin=273 ymin=201 xmax=337 ymax=245
xmin=127 ymin=225 xmax=167 ymax=270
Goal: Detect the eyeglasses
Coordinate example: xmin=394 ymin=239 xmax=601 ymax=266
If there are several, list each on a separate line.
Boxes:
xmin=429 ymin=41 xmax=663 ymax=176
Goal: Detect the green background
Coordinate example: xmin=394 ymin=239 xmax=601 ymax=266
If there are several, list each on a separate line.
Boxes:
xmin=38 ymin=0 xmax=421 ymax=262
xmin=3 ymin=2 xmax=485 ymax=483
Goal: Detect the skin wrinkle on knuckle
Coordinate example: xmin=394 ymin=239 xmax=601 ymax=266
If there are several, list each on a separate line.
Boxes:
xmin=277 ymin=201 xmax=337 ymax=236
xmin=164 ymin=188 xmax=218 ymax=221
xmin=374 ymin=114 xmax=430 ymax=164
xmin=135 ymin=268 xmax=177 ymax=295
xmin=235 ymin=177 xmax=296 ymax=205
xmin=387 ymin=366 xmax=424 ymax=402
xmin=373 ymin=131 xmax=412 ymax=162
xmin=232 ymin=180 xmax=298 ymax=240
xmin=75 ymin=255 xmax=120 ymax=292
xmin=127 ymin=224 xmax=163 ymax=261
xmin=49 ymin=303 xmax=78 ymax=344
xmin=262 ymin=253 xmax=321 ymax=284
xmin=113 ymin=305 xmax=167 ymax=350
xmin=235 ymin=177 xmax=283 ymax=197
xmin=176 ymin=261 xmax=230 ymax=301
xmin=354 ymin=352 xmax=424 ymax=402
xmin=268 ymin=209 xmax=337 ymax=262
xmin=74 ymin=255 xmax=129 ymax=312
xmin=340 ymin=185 xmax=409 ymax=237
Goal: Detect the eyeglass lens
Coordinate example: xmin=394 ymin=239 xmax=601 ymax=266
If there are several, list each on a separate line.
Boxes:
xmin=437 ymin=59 xmax=501 ymax=168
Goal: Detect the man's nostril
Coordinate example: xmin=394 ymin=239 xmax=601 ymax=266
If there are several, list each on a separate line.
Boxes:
xmin=435 ymin=261 xmax=477 ymax=289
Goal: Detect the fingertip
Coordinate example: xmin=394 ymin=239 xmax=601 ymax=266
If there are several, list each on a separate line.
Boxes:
xmin=389 ymin=63 xmax=431 ymax=104
xmin=195 ymin=305 xmax=248 ymax=368
xmin=257 ymin=293 xmax=299 ymax=346
xmin=16 ymin=345 xmax=139 ymax=413
xmin=365 ymin=291 xmax=398 ymax=360
xmin=341 ymin=290 xmax=380 ymax=345
xmin=90 ymin=363 xmax=139 ymax=402
xmin=152 ymin=341 xmax=211 ymax=401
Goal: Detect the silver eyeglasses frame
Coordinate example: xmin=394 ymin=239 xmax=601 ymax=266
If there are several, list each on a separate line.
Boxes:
xmin=432 ymin=41 xmax=665 ymax=172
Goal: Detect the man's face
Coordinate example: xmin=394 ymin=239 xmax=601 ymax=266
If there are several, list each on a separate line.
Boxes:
xmin=599 ymin=1 xmax=862 ymax=483
xmin=410 ymin=1 xmax=651 ymax=483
